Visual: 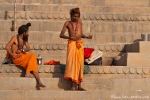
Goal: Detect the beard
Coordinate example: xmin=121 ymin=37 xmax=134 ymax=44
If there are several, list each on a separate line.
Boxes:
xmin=23 ymin=35 xmax=29 ymax=42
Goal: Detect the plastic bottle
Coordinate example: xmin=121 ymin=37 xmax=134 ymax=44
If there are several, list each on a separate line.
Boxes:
xmin=37 ymin=54 xmax=42 ymax=65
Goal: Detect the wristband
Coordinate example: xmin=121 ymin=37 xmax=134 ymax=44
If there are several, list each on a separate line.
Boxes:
xmin=22 ymin=49 xmax=25 ymax=52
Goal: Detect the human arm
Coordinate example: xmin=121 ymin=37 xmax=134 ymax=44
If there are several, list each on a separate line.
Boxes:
xmin=5 ymin=36 xmax=20 ymax=58
xmin=60 ymin=21 xmax=82 ymax=41
xmin=60 ymin=22 xmax=71 ymax=39
xmin=22 ymin=41 xmax=30 ymax=52
xmin=80 ymin=21 xmax=92 ymax=39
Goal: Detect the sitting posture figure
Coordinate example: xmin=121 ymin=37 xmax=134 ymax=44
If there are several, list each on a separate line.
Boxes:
xmin=5 ymin=23 xmax=45 ymax=88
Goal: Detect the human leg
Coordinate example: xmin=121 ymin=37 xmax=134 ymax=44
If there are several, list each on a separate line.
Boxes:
xmin=25 ymin=72 xmax=34 ymax=78
xmin=13 ymin=53 xmax=45 ymax=87
xmin=77 ymin=83 xmax=86 ymax=91
xmin=32 ymin=71 xmax=45 ymax=87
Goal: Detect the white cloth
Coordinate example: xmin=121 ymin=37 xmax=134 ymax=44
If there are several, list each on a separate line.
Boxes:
xmin=85 ymin=50 xmax=103 ymax=64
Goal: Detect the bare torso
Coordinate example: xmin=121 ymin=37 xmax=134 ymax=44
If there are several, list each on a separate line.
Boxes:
xmin=11 ymin=35 xmax=24 ymax=53
xmin=67 ymin=20 xmax=82 ymax=38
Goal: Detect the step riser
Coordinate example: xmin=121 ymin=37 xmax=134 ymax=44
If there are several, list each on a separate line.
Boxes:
xmin=0 ymin=78 xmax=150 ymax=91
xmin=0 ymin=1 xmax=150 ymax=8
xmin=2 ymin=65 xmax=150 ymax=76
xmin=5 ymin=11 xmax=150 ymax=21
xmin=0 ymin=73 xmax=144 ymax=79
xmin=0 ymin=90 xmax=149 ymax=100
xmin=0 ymin=21 xmax=149 ymax=34
xmin=126 ymin=42 xmax=150 ymax=53
xmin=115 ymin=53 xmax=150 ymax=66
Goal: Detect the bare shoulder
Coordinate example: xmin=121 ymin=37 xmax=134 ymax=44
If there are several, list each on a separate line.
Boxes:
xmin=78 ymin=20 xmax=82 ymax=24
xmin=64 ymin=21 xmax=70 ymax=26
xmin=11 ymin=35 xmax=17 ymax=40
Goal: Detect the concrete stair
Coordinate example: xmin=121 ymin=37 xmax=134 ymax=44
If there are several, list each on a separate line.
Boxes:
xmin=1 ymin=90 xmax=150 ymax=100
xmin=2 ymin=64 xmax=150 ymax=77
xmin=126 ymin=41 xmax=150 ymax=53
xmin=1 ymin=77 xmax=150 ymax=91
xmin=0 ymin=65 xmax=150 ymax=100
xmin=114 ymin=41 xmax=150 ymax=66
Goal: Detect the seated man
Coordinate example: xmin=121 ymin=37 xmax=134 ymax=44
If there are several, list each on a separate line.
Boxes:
xmin=5 ymin=22 xmax=45 ymax=88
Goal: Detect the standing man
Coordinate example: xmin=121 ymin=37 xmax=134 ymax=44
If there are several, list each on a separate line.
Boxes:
xmin=60 ymin=7 xmax=92 ymax=91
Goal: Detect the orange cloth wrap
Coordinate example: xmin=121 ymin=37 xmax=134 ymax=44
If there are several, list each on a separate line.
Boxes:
xmin=64 ymin=39 xmax=84 ymax=84
xmin=12 ymin=52 xmax=38 ymax=73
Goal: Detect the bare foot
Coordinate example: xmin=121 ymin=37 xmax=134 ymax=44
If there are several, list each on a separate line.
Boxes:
xmin=25 ymin=73 xmax=34 ymax=78
xmin=77 ymin=87 xmax=86 ymax=91
xmin=37 ymin=83 xmax=46 ymax=88
xmin=70 ymin=87 xmax=75 ymax=91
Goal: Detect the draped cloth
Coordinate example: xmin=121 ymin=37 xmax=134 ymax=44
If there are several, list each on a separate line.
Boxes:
xmin=64 ymin=39 xmax=84 ymax=84
xmin=11 ymin=52 xmax=38 ymax=73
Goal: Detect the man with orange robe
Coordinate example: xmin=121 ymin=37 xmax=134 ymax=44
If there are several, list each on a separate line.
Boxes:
xmin=5 ymin=23 xmax=45 ymax=88
xmin=60 ymin=7 xmax=92 ymax=91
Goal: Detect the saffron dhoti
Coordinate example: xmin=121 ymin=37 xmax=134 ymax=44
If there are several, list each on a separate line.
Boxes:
xmin=12 ymin=52 xmax=38 ymax=73
xmin=64 ymin=39 xmax=84 ymax=84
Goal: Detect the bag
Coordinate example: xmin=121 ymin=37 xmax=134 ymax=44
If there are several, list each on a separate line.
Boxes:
xmin=83 ymin=65 xmax=90 ymax=74
xmin=84 ymin=48 xmax=94 ymax=59
xmin=60 ymin=64 xmax=90 ymax=74
xmin=2 ymin=57 xmax=13 ymax=64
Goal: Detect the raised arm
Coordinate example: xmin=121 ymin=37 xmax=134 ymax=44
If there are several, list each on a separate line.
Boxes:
xmin=23 ymin=41 xmax=30 ymax=52
xmin=80 ymin=21 xmax=92 ymax=39
xmin=60 ymin=21 xmax=71 ymax=39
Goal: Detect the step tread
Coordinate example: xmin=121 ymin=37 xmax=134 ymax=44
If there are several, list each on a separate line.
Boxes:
xmin=0 ymin=90 xmax=149 ymax=100
xmin=0 ymin=77 xmax=150 ymax=91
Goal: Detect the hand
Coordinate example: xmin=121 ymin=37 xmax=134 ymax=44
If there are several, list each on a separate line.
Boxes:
xmin=13 ymin=54 xmax=21 ymax=59
xmin=86 ymin=35 xmax=92 ymax=39
xmin=16 ymin=49 xmax=22 ymax=54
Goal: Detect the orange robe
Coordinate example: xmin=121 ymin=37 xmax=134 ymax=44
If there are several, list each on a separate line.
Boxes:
xmin=64 ymin=39 xmax=84 ymax=84
xmin=12 ymin=52 xmax=38 ymax=73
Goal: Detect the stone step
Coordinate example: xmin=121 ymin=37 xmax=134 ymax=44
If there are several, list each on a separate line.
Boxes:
xmin=1 ymin=0 xmax=150 ymax=8
xmin=5 ymin=11 xmax=150 ymax=21
xmin=0 ymin=0 xmax=148 ymax=7
xmin=114 ymin=53 xmax=150 ymax=66
xmin=0 ymin=20 xmax=149 ymax=33
xmin=0 ymin=30 xmax=142 ymax=44
xmin=2 ymin=7 xmax=150 ymax=20
xmin=0 ymin=42 xmax=125 ymax=52
xmin=0 ymin=51 xmax=114 ymax=65
xmin=0 ymin=77 xmax=150 ymax=91
xmin=126 ymin=41 xmax=150 ymax=53
xmin=1 ymin=65 xmax=150 ymax=78
xmin=0 ymin=90 xmax=149 ymax=100
xmin=0 ymin=20 xmax=146 ymax=45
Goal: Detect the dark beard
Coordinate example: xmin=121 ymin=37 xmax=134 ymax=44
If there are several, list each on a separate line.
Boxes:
xmin=23 ymin=35 xmax=28 ymax=42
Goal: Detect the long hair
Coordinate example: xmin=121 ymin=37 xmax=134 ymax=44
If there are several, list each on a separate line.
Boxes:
xmin=70 ymin=7 xmax=80 ymax=17
xmin=18 ymin=23 xmax=31 ymax=35
xmin=18 ymin=23 xmax=31 ymax=42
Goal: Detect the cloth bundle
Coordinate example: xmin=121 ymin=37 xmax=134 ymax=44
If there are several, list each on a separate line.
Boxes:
xmin=44 ymin=60 xmax=60 ymax=65
xmin=84 ymin=48 xmax=94 ymax=59
xmin=84 ymin=48 xmax=103 ymax=64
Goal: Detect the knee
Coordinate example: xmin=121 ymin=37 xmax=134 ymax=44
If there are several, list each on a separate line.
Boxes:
xmin=30 ymin=52 xmax=37 ymax=58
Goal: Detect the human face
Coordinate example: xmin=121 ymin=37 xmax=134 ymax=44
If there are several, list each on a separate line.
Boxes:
xmin=71 ymin=13 xmax=80 ymax=22
xmin=23 ymin=31 xmax=29 ymax=41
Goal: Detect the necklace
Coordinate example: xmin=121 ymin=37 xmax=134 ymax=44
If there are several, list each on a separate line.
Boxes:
xmin=71 ymin=21 xmax=78 ymax=34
